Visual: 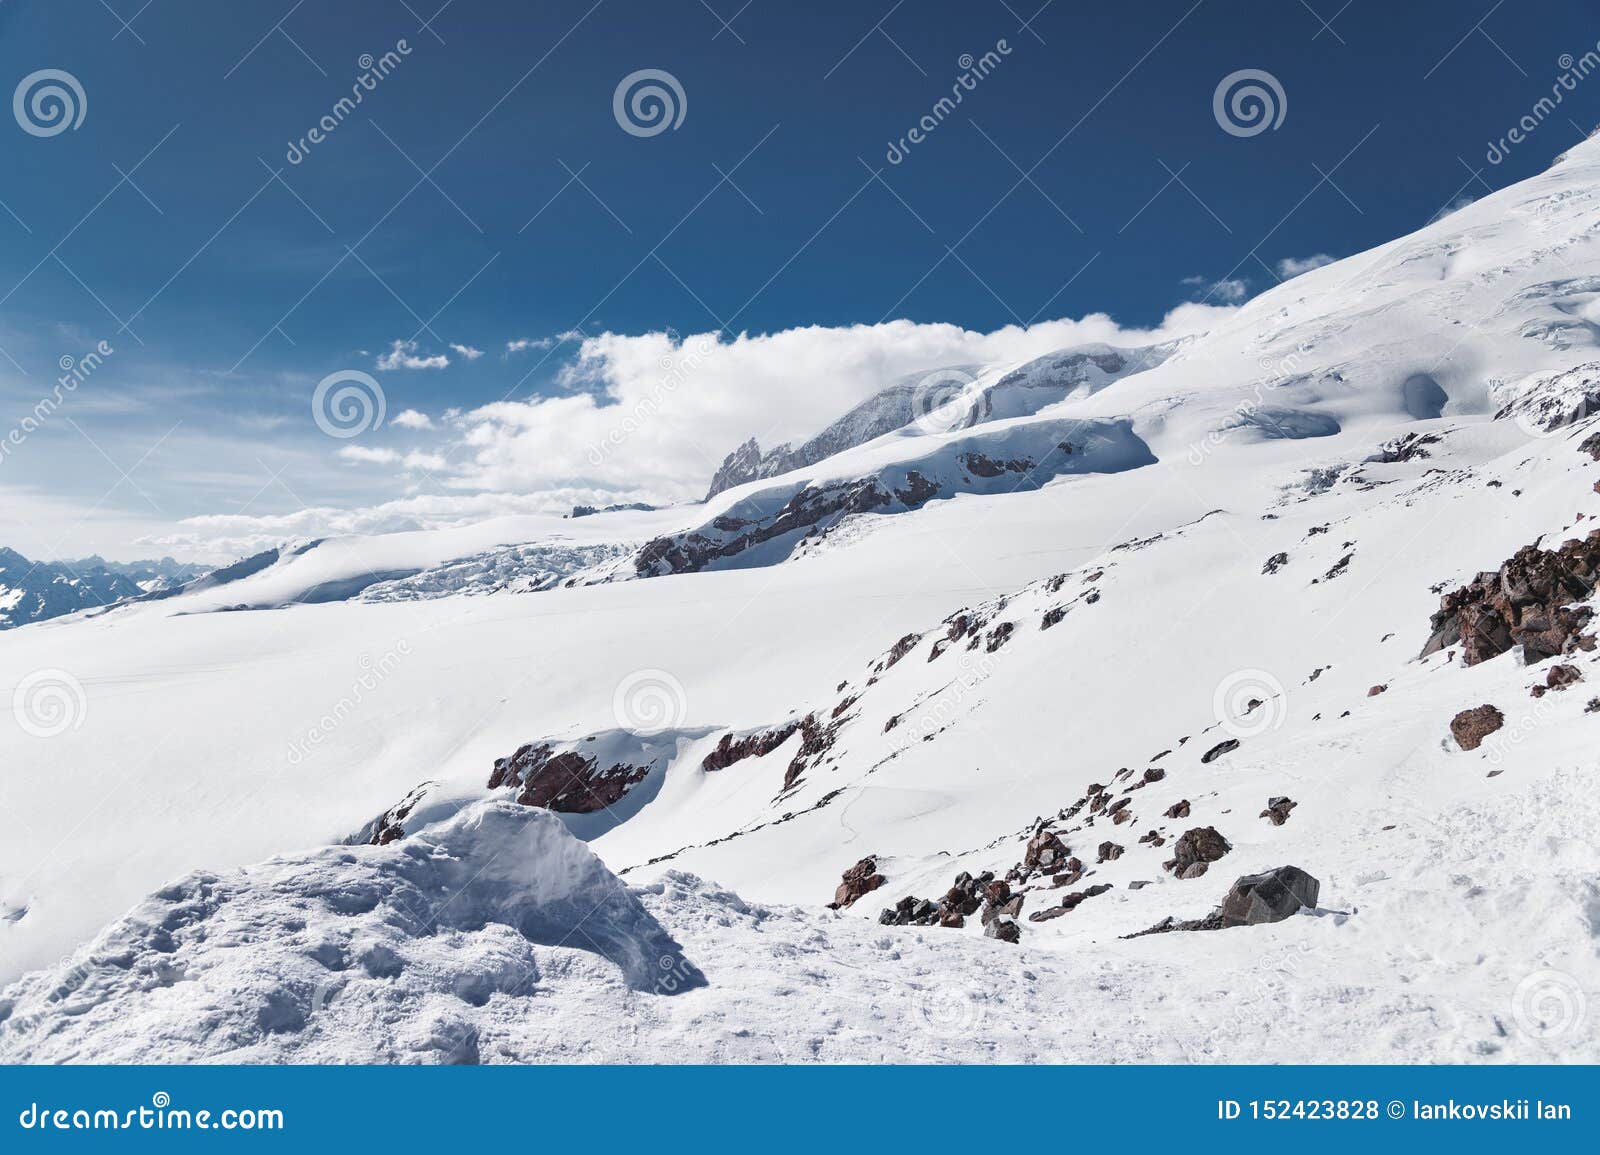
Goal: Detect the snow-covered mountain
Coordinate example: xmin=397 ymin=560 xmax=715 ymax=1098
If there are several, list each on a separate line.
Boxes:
xmin=0 ymin=548 xmax=205 ymax=630
xmin=9 ymin=139 xmax=1600 ymax=1062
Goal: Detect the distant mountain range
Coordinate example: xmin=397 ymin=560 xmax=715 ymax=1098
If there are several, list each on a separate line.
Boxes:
xmin=0 ymin=548 xmax=207 ymax=630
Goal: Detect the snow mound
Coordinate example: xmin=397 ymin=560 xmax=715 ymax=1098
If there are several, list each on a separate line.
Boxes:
xmin=0 ymin=801 xmax=701 ymax=1063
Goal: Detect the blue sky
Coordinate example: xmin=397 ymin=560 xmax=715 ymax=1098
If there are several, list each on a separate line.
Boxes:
xmin=0 ymin=0 xmax=1596 ymax=560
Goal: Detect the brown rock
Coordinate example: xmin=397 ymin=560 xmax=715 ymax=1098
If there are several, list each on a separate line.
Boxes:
xmin=1421 ymin=530 xmax=1600 ymax=666
xmin=1164 ymin=800 xmax=1191 ymax=820
xmin=1259 ymin=796 xmax=1297 ymax=826
xmin=1169 ymin=826 xmax=1232 ymax=874
xmin=1450 ymin=704 xmax=1505 ymax=751
xmin=830 ymin=856 xmax=886 ymax=909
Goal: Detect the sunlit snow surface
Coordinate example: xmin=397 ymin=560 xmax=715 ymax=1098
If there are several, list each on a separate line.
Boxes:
xmin=8 ymin=141 xmax=1600 ymax=1061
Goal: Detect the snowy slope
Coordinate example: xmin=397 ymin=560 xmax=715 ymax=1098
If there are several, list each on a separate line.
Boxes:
xmin=7 ymin=139 xmax=1600 ymax=1062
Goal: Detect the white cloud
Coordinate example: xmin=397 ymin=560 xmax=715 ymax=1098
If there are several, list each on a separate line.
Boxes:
xmin=1184 ymin=277 xmax=1249 ymax=303
xmin=165 ymin=307 xmax=1236 ymax=560
xmin=450 ymin=307 xmax=1234 ymax=499
xmin=337 ymin=445 xmax=400 ymax=465
xmin=376 ymin=339 xmax=449 ymax=371
xmin=1276 ymin=253 xmax=1337 ymax=278
xmin=391 ymin=409 xmax=435 ymax=430
xmin=506 ymin=331 xmax=583 ymax=355
xmin=150 ymin=488 xmax=659 ymax=560
xmin=449 ymin=343 xmax=484 ymax=361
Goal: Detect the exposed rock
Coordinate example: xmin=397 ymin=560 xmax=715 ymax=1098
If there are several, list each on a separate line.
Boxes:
xmin=1178 ymin=862 xmax=1209 ymax=879
xmin=1024 ymin=829 xmax=1069 ymax=872
xmin=1167 ymin=826 xmax=1232 ymax=875
xmin=1537 ymin=663 xmax=1584 ymax=696
xmin=1040 ymin=605 xmax=1068 ymax=629
xmin=1164 ymin=800 xmax=1191 ymax=819
xmin=1128 ymin=866 xmax=1320 ymax=936
xmin=1097 ymin=840 xmax=1124 ymax=863
xmin=1450 ymin=704 xmax=1505 ymax=751
xmin=1262 ymin=551 xmax=1289 ymax=575
xmin=1218 ymin=866 xmax=1320 ymax=927
xmin=1200 ymin=738 xmax=1240 ymax=764
xmin=1259 ymin=796 xmax=1297 ymax=826
xmin=1421 ymin=529 xmax=1600 ymax=665
xmin=830 ymin=856 xmax=886 ymax=909
xmin=984 ymin=917 xmax=1021 ymax=944
xmin=489 ymin=743 xmax=650 ymax=813
xmin=701 ymin=722 xmax=801 ymax=772
xmin=1367 ymin=684 xmax=1387 ymax=697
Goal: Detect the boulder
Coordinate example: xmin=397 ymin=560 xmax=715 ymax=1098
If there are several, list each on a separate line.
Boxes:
xmin=1450 ymin=704 xmax=1505 ymax=751
xmin=1217 ymin=866 xmax=1320 ymax=927
xmin=830 ymin=856 xmax=886 ymax=909
xmin=1259 ymin=796 xmax=1297 ymax=826
xmin=1201 ymin=738 xmax=1240 ymax=764
xmin=1097 ymin=840 xmax=1124 ymax=863
xmin=985 ymin=917 xmax=1021 ymax=944
xmin=1168 ymin=826 xmax=1231 ymax=874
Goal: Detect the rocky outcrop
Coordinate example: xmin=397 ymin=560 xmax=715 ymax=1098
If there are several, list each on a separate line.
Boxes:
xmin=830 ymin=856 xmax=886 ymax=909
xmin=489 ymin=743 xmax=651 ymax=812
xmin=1450 ymin=704 xmax=1505 ymax=751
xmin=701 ymin=722 xmax=801 ymax=772
xmin=1421 ymin=530 xmax=1600 ymax=665
xmin=1200 ymin=738 xmax=1240 ymax=764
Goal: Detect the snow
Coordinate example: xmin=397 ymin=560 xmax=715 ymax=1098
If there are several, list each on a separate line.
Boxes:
xmin=7 ymin=137 xmax=1600 ymax=1062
